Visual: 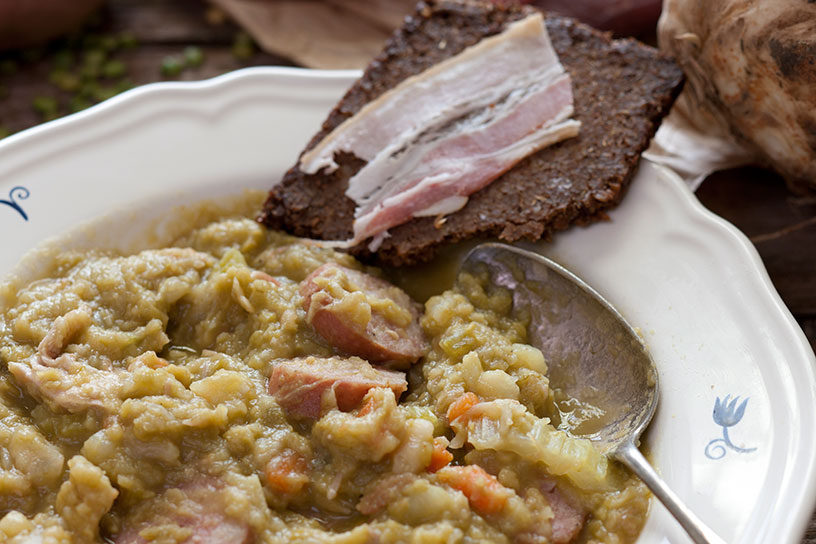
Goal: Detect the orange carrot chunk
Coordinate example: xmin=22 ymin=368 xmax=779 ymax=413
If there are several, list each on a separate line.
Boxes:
xmin=428 ymin=437 xmax=454 ymax=473
xmin=446 ymin=392 xmax=480 ymax=422
xmin=265 ymin=449 xmax=309 ymax=495
xmin=437 ymin=465 xmax=511 ymax=515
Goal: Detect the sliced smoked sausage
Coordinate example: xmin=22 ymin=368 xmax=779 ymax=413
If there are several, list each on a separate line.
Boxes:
xmin=542 ymin=481 xmax=587 ymax=544
xmin=113 ymin=478 xmax=255 ymax=544
xmin=268 ymin=356 xmax=408 ymax=419
xmin=300 ymin=263 xmax=427 ymax=369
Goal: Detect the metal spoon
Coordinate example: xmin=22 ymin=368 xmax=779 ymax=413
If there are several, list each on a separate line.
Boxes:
xmin=459 ymin=243 xmax=726 ymax=544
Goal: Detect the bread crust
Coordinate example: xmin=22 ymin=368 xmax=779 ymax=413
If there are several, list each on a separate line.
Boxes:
xmin=260 ymin=0 xmax=684 ymax=266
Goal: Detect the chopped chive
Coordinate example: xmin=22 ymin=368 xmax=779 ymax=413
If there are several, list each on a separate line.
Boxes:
xmin=49 ymin=70 xmax=82 ymax=92
xmin=184 ymin=46 xmax=204 ymax=67
xmin=113 ymin=78 xmax=134 ymax=94
xmin=160 ymin=56 xmax=183 ymax=77
xmin=78 ymin=81 xmax=100 ymax=100
xmin=32 ymin=96 xmax=60 ymax=121
xmin=69 ymin=96 xmax=92 ymax=113
xmin=80 ymin=51 xmax=106 ymax=80
xmin=92 ymin=85 xmax=117 ymax=102
xmin=32 ymin=95 xmax=58 ymax=112
xmin=83 ymin=49 xmax=106 ymax=68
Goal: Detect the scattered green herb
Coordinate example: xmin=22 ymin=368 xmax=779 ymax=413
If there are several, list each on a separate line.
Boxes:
xmin=160 ymin=56 xmax=184 ymax=77
xmin=49 ymin=70 xmax=82 ymax=93
xmin=184 ymin=46 xmax=204 ymax=67
xmin=78 ymin=81 xmax=100 ymax=100
xmin=83 ymin=49 xmax=107 ymax=68
xmin=0 ymin=7 xmax=150 ymax=132
xmin=92 ymin=85 xmax=117 ymax=102
xmin=68 ymin=96 xmax=92 ymax=113
xmin=113 ymin=78 xmax=134 ymax=94
xmin=32 ymin=96 xmax=59 ymax=121
xmin=79 ymin=49 xmax=105 ymax=80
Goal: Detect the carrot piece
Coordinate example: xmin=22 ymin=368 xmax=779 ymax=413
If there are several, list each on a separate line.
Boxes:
xmin=265 ymin=449 xmax=308 ymax=495
xmin=427 ymin=437 xmax=454 ymax=473
xmin=446 ymin=392 xmax=480 ymax=422
xmin=437 ymin=465 xmax=511 ymax=515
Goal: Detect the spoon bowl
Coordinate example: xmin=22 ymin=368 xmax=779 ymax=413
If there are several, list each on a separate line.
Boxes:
xmin=459 ymin=243 xmax=725 ymax=544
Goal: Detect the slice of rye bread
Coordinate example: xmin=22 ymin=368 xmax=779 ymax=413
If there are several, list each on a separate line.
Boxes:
xmin=260 ymin=0 xmax=684 ymax=267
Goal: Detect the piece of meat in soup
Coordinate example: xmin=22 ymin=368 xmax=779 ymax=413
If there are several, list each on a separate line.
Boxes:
xmin=300 ymin=263 xmax=427 ymax=369
xmin=541 ymin=479 xmax=587 ymax=544
xmin=268 ymin=356 xmax=408 ymax=419
xmin=112 ymin=478 xmax=254 ymax=544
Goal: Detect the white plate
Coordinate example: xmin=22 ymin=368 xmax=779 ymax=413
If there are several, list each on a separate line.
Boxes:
xmin=1 ymin=67 xmax=814 ymax=544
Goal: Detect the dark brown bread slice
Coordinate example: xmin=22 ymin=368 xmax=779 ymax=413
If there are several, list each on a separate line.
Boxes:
xmin=260 ymin=0 xmax=684 ymax=266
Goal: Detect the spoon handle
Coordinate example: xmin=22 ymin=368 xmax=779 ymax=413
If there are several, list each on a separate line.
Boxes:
xmin=616 ymin=442 xmax=728 ymax=544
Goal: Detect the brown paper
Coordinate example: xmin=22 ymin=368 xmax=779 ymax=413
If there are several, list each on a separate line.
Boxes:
xmin=211 ymin=0 xmax=416 ymax=69
xmin=643 ymin=92 xmax=755 ymax=190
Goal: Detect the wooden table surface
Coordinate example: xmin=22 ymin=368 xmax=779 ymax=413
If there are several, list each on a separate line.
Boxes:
xmin=1 ymin=1 xmax=814 ymax=541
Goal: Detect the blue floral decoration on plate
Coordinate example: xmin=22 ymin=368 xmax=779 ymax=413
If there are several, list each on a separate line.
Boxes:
xmin=0 ymin=186 xmax=30 ymax=221
xmin=705 ymin=394 xmax=757 ymax=460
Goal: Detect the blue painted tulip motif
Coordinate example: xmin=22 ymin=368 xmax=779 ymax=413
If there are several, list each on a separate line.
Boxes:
xmin=705 ymin=395 xmax=757 ymax=460
xmin=0 ymin=186 xmax=30 ymax=221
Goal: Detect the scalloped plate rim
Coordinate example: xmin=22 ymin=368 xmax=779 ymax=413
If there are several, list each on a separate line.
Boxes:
xmin=0 ymin=66 xmax=814 ymax=544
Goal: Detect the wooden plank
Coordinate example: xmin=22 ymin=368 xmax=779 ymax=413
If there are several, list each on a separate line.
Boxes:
xmin=802 ymin=318 xmax=816 ymax=352
xmin=696 ymin=167 xmax=816 ymax=316
xmin=0 ymin=45 xmax=293 ymax=136
xmin=0 ymin=0 xmax=295 ymax=137
xmin=806 ymin=518 xmax=816 ymax=544
xmin=104 ymin=0 xmax=241 ymax=43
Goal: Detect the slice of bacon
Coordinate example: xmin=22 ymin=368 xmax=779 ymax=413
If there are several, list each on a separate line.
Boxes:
xmin=352 ymin=76 xmax=579 ymax=246
xmin=298 ymin=12 xmax=580 ymax=249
